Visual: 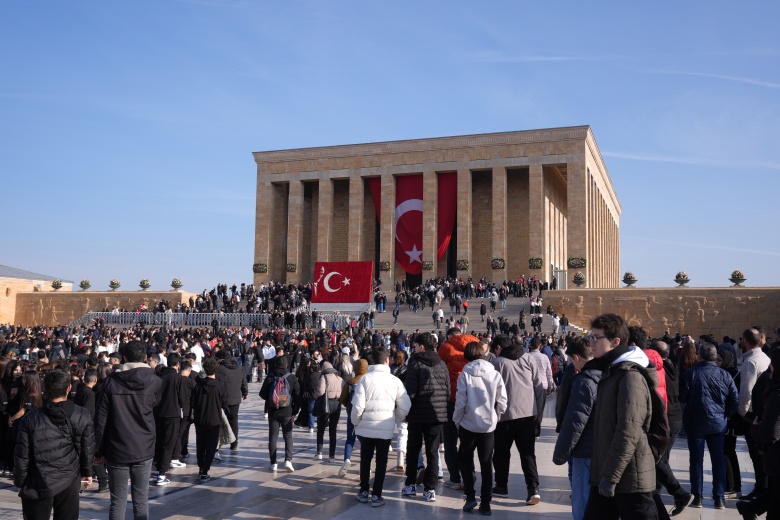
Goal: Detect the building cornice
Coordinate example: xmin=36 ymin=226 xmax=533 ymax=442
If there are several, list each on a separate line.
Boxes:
xmin=253 ymin=126 xmax=591 ymax=164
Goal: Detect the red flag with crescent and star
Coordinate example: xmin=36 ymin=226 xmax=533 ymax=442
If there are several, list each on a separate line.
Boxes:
xmin=395 ymin=175 xmax=424 ymax=275
xmin=310 ymin=261 xmax=374 ymax=304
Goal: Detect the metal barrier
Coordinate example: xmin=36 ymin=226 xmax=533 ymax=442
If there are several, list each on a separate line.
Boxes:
xmin=67 ymin=306 xmax=359 ymax=331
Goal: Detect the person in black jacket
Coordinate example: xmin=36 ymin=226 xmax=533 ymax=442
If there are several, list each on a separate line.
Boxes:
xmin=650 ymin=340 xmax=693 ymax=516
xmin=260 ymin=356 xmax=301 ymax=472
xmin=216 ymin=349 xmax=248 ymax=451
xmin=176 ymin=360 xmax=196 ymax=462
xmin=94 ymin=341 xmax=162 ymax=520
xmin=153 ymin=353 xmax=184 ymax=486
xmin=191 ymin=357 xmax=228 ymax=481
xmin=73 ymin=369 xmax=107 ymax=492
xmin=15 ymin=369 xmax=94 ymax=520
xmin=401 ymin=333 xmax=450 ymax=502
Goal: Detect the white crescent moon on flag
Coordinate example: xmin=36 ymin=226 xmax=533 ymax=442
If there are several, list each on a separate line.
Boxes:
xmin=323 ymin=272 xmax=342 ymax=293
xmin=394 ymin=198 xmax=424 ymax=242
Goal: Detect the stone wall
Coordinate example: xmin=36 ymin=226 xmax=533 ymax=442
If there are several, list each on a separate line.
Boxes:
xmin=1 ymin=277 xmax=73 ymax=325
xmin=549 ymin=287 xmax=780 ymax=339
xmin=14 ymin=291 xmax=195 ymax=327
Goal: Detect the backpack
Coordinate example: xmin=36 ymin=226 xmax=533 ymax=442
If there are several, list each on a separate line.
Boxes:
xmin=270 ymin=374 xmax=292 ymax=409
xmin=634 ymin=364 xmax=670 ymax=462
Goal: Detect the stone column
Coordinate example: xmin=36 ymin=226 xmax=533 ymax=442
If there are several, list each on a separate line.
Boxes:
xmin=423 ymin=171 xmax=438 ymax=278
xmin=380 ymin=174 xmax=396 ymax=283
xmin=254 ymin=180 xmax=272 ymax=284
xmin=317 ymin=179 xmax=333 ymax=263
xmin=492 ymin=166 xmax=507 ymax=281
xmin=456 ymin=169 xmax=472 ymax=278
xmin=566 ymin=162 xmax=588 ymax=289
xmin=528 ymin=164 xmax=545 ymax=279
xmin=286 ymin=180 xmax=304 ymax=285
xmin=348 ymin=176 xmax=364 ymax=261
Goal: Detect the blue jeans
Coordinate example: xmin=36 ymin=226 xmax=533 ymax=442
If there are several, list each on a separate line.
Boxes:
xmin=307 ymin=399 xmax=316 ymax=429
xmin=687 ymin=429 xmax=726 ymax=499
xmin=107 ymin=458 xmax=153 ymax=520
xmin=344 ymin=415 xmax=356 ymax=461
xmin=571 ymin=457 xmax=591 ymax=520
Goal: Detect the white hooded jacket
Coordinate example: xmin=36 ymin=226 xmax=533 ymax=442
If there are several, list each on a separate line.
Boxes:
xmin=453 ymin=358 xmax=508 ymax=433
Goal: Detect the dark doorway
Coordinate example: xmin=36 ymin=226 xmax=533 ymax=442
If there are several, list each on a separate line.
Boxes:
xmin=374 ymin=216 xmax=380 ymax=281
xmin=406 ymin=272 xmax=422 ymax=289
xmin=446 ymin=208 xmax=458 ymax=279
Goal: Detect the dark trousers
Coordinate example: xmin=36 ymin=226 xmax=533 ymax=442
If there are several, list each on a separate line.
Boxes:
xmin=746 ymin=429 xmax=768 ymax=491
xmin=724 ymin=430 xmax=741 ymax=492
xmin=358 ymin=436 xmax=391 ymax=498
xmin=656 ymin=419 xmax=687 ymax=499
xmin=21 ymin=475 xmax=80 ymax=520
xmin=493 ymin=417 xmax=538 ymax=492
xmin=741 ymin=474 xmax=780 ymax=518
xmin=316 ymin=406 xmax=341 ymax=458
xmin=443 ymin=401 xmax=461 ymax=483
xmin=94 ymin=462 xmax=108 ymax=487
xmin=405 ymin=422 xmax=442 ymax=490
xmin=458 ymin=427 xmax=494 ymax=503
xmin=268 ymin=415 xmax=294 ymax=464
xmin=583 ymin=487 xmax=658 ymax=520
xmin=195 ymin=424 xmax=220 ymax=474
xmin=175 ymin=418 xmax=192 ymax=459
xmin=227 ymin=403 xmax=240 ymax=448
xmin=155 ymin=417 xmax=180 ymax=473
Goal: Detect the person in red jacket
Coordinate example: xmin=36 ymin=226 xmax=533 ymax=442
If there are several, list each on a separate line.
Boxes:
xmin=437 ymin=329 xmax=480 ymax=490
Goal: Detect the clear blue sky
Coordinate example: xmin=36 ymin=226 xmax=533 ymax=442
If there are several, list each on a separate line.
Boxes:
xmin=2 ymin=1 xmax=778 ymax=291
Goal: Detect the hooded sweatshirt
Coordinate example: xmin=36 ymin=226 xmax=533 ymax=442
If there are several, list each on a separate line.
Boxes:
xmin=452 ymin=358 xmax=507 ymax=433
xmin=439 ymin=334 xmax=480 ymax=401
xmin=95 ymin=363 xmax=162 ymax=463
xmin=492 ymin=344 xmax=543 ymax=421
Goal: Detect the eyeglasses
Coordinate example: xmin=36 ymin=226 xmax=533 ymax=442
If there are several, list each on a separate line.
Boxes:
xmin=587 ymin=334 xmax=609 ymax=344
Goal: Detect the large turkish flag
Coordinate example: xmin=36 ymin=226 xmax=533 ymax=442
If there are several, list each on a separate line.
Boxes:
xmin=395 ymin=175 xmax=424 ymax=275
xmin=311 ymin=261 xmax=374 ymax=304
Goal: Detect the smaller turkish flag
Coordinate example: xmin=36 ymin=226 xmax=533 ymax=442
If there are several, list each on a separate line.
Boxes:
xmin=311 ymin=261 xmax=374 ymax=304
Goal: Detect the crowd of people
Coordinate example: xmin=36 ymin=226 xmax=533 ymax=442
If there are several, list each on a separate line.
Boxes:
xmin=1 ymin=293 xmax=778 ymax=520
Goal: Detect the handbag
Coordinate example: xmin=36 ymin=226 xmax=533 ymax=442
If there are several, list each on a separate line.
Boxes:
xmin=219 ymin=409 xmax=236 ymax=446
xmin=313 ymin=374 xmax=340 ymax=418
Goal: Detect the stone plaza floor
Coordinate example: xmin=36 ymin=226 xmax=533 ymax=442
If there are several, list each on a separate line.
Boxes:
xmin=0 ymin=295 xmax=753 ymax=518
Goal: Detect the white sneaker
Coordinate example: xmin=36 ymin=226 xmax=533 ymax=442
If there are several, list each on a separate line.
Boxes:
xmin=170 ymin=460 xmax=186 ymax=468
xmin=284 ymin=460 xmax=295 ymax=472
xmin=155 ymin=475 xmax=170 ymax=486
xmin=313 ymin=452 xmax=323 ymax=460
xmin=269 ymin=463 xmax=278 ymax=471
xmin=402 ymin=484 xmax=416 ymax=497
xmin=264 ymin=413 xmax=269 ymax=419
xmin=213 ymin=452 xmax=222 ymax=462
xmin=338 ymin=460 xmax=351 ymax=478
xmin=423 ymin=490 xmax=436 ymax=502
xmin=308 ymin=428 xmax=314 ymax=433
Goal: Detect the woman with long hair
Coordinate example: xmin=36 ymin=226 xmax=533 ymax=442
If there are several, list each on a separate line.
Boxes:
xmin=6 ymin=369 xmax=43 ymax=473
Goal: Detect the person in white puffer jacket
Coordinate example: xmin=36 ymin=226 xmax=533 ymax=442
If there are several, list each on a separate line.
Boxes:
xmin=453 ymin=341 xmax=508 ymax=516
xmin=351 ymin=347 xmax=412 ymax=508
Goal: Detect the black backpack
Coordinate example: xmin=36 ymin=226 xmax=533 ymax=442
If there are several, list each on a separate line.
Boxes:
xmin=634 ymin=364 xmax=670 ymax=462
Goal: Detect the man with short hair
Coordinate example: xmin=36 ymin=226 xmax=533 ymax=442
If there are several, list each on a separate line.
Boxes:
xmin=352 ymin=347 xmax=411 ymax=507
xmin=680 ymin=342 xmax=738 ymax=509
xmin=216 ymin=349 xmax=248 ymax=451
xmin=739 ymin=328 xmax=771 ymax=501
xmin=491 ymin=334 xmax=544 ymax=505
xmin=401 ymin=333 xmax=450 ymax=502
xmin=583 ymin=314 xmax=658 ymax=520
xmin=15 ymin=369 xmax=94 ymax=520
xmin=553 ymin=336 xmax=601 ymax=520
xmin=152 ymin=352 xmax=184 ymax=486
xmin=95 ymin=340 xmax=162 ymax=520
xmin=438 ymin=329 xmax=480 ymax=490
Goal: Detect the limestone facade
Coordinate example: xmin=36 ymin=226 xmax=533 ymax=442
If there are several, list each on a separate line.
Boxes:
xmin=1 ymin=277 xmax=73 ymax=325
xmin=550 ymin=287 xmax=780 ymax=340
xmin=14 ymin=291 xmax=194 ymax=327
xmin=253 ymin=126 xmax=621 ymax=288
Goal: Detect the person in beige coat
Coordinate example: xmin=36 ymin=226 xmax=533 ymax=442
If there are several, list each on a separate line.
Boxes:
xmin=312 ymin=361 xmax=343 ymax=461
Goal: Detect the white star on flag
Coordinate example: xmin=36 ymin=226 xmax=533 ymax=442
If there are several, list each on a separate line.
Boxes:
xmin=343 ymin=277 xmax=350 ymax=286
xmin=405 ymin=244 xmax=423 ymax=264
